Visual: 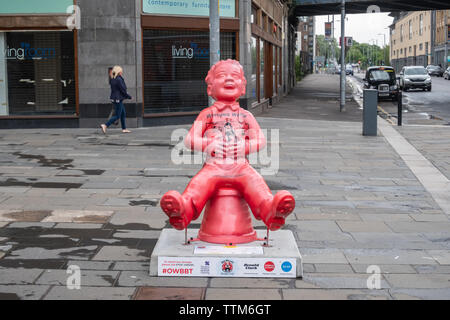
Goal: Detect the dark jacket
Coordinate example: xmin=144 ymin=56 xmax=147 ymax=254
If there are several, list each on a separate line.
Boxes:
xmin=110 ymin=75 xmax=132 ymax=102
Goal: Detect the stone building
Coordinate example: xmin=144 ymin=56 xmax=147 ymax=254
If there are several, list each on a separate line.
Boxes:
xmin=390 ymin=11 xmax=432 ymax=71
xmin=0 ymin=0 xmax=297 ymax=129
xmin=434 ymin=9 xmax=449 ymax=68
xmin=296 ymin=16 xmax=315 ymax=75
xmin=390 ymin=9 xmax=449 ymax=71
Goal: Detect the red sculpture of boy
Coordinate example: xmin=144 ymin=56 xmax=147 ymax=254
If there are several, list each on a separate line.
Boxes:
xmin=160 ymin=59 xmax=295 ymax=240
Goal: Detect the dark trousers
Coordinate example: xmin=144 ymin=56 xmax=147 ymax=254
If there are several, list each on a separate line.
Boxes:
xmin=106 ymin=101 xmax=126 ymax=130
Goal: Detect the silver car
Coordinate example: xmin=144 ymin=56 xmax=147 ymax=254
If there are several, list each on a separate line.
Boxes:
xmin=399 ymin=66 xmax=432 ymax=92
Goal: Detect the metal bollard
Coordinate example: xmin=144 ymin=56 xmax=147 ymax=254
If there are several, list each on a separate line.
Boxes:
xmin=397 ymin=91 xmax=403 ymax=126
xmin=363 ymin=89 xmax=378 ymax=136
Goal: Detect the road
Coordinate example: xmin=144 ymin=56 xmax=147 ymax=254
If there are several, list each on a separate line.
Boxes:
xmin=351 ymin=72 xmax=450 ymax=125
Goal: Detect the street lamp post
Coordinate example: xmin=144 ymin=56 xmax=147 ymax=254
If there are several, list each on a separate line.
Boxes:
xmin=378 ymin=33 xmax=387 ymax=65
xmin=209 ymin=0 xmax=220 ymax=106
xmin=340 ymin=0 xmax=346 ymax=112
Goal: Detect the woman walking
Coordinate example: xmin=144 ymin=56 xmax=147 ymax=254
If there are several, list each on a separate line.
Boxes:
xmin=101 ymin=66 xmax=132 ymax=134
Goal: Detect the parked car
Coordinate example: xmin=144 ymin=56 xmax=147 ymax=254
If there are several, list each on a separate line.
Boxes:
xmin=399 ymin=66 xmax=432 ymax=91
xmin=444 ymin=67 xmax=450 ymax=80
xmin=426 ymin=65 xmax=444 ymax=77
xmin=363 ymin=66 xmax=399 ymax=101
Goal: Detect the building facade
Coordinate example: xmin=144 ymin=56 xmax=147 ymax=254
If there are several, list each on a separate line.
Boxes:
xmin=0 ymin=0 xmax=296 ymax=129
xmin=434 ymin=9 xmax=450 ymax=68
xmin=390 ymin=11 xmax=432 ymax=72
xmin=296 ymin=16 xmax=315 ymax=75
xmin=390 ymin=10 xmax=449 ymax=71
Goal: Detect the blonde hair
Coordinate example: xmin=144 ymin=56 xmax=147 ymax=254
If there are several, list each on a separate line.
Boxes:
xmin=112 ymin=66 xmax=123 ymax=79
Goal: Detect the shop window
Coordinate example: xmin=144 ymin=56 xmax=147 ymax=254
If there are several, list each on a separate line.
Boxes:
xmin=269 ymin=18 xmax=274 ymax=35
xmin=251 ymin=6 xmax=258 ymax=24
xmin=260 ymin=39 xmax=264 ymax=100
xmin=273 ymin=46 xmax=276 ymax=95
xmin=143 ymin=30 xmax=236 ymax=114
xmin=279 ymin=47 xmax=282 ymax=89
xmin=0 ymin=31 xmax=76 ymax=116
xmin=249 ymin=37 xmax=257 ymax=106
xmin=262 ymin=13 xmax=267 ymax=32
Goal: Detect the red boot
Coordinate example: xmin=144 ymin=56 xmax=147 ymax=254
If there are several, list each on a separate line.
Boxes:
xmin=160 ymin=191 xmax=195 ymax=230
xmin=261 ymin=191 xmax=295 ymax=231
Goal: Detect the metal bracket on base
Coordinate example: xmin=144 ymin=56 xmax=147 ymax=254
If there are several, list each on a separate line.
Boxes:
xmin=183 ymin=228 xmax=200 ymax=245
xmin=262 ymin=228 xmax=272 ymax=247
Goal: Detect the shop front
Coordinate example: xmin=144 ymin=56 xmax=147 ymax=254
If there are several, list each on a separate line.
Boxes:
xmin=141 ymin=0 xmax=239 ymax=125
xmin=0 ymin=0 xmax=78 ymax=128
xmin=248 ymin=1 xmax=284 ymax=114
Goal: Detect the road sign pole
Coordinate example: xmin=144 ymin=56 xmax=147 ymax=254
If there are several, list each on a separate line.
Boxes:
xmin=340 ymin=0 xmax=346 ymax=112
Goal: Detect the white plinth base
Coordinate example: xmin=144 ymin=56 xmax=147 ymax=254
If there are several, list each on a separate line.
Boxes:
xmin=149 ymin=229 xmax=303 ymax=278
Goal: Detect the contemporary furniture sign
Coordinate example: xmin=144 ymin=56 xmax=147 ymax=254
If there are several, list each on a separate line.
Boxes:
xmin=143 ymin=0 xmax=235 ymax=17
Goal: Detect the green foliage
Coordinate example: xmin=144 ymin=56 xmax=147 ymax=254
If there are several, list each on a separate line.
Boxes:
xmin=295 ymin=54 xmax=304 ymax=81
xmin=316 ymin=36 xmax=391 ymax=70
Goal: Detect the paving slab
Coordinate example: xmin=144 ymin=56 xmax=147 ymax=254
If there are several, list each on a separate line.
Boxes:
xmin=413 ymin=265 xmax=450 ymax=274
xmin=282 ymin=288 xmax=391 ymax=300
xmin=66 ymin=260 xmax=115 ymax=271
xmin=313 ymin=263 xmax=355 ymax=274
xmin=351 ymin=264 xmax=417 ymax=274
xmin=386 ymin=221 xmax=450 ymax=233
xmin=0 ymin=210 xmax=52 ymax=222
xmin=42 ymin=210 xmax=114 ymax=223
xmin=7 ymin=246 xmax=98 ymax=261
xmin=301 ymin=248 xmax=348 ymax=264
xmin=113 ymin=261 xmax=150 ymax=271
xmin=112 ymin=230 xmax=161 ymax=239
xmin=426 ymin=250 xmax=450 ymax=265
xmin=36 ymin=269 xmax=119 ymax=287
xmin=297 ymin=273 xmax=390 ymax=289
xmin=7 ymin=222 xmax=55 ymax=228
xmin=92 ymin=246 xmax=148 ymax=261
xmin=384 ymin=274 xmax=450 ymax=289
xmin=43 ymin=286 xmax=136 ymax=300
xmin=343 ymin=249 xmax=437 ymax=265
xmin=117 ymin=271 xmax=209 ymax=287
xmin=209 ymin=278 xmax=292 ymax=289
xmin=0 ymin=285 xmax=50 ymax=300
xmin=0 ymin=268 xmax=44 ymax=285
xmin=390 ymin=288 xmax=450 ymax=300
xmin=134 ymin=287 xmax=205 ymax=300
xmin=205 ymin=288 xmax=282 ymax=300
xmin=337 ymin=221 xmax=393 ymax=233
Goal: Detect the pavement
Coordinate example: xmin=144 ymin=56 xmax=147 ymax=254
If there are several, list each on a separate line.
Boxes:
xmin=0 ymin=74 xmax=450 ymax=300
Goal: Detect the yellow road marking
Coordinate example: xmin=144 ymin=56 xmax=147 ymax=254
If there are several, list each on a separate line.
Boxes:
xmin=377 ymin=105 xmax=396 ymax=125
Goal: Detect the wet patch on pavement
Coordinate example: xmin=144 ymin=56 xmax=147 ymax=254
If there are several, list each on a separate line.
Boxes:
xmin=12 ymin=152 xmax=74 ymax=170
xmin=0 ymin=178 xmax=82 ymax=190
xmin=266 ymin=180 xmax=299 ymax=190
xmin=129 ymin=200 xmax=158 ymax=207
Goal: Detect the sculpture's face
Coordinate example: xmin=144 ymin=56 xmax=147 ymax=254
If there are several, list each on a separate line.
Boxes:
xmin=208 ymin=62 xmax=246 ymax=101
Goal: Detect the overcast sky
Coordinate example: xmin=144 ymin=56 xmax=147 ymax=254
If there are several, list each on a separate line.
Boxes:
xmin=315 ymin=12 xmax=394 ymax=46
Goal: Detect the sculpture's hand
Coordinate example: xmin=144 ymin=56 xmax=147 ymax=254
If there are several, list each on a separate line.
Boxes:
xmin=205 ymin=139 xmax=225 ymax=158
xmin=224 ymin=138 xmax=247 ymax=158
